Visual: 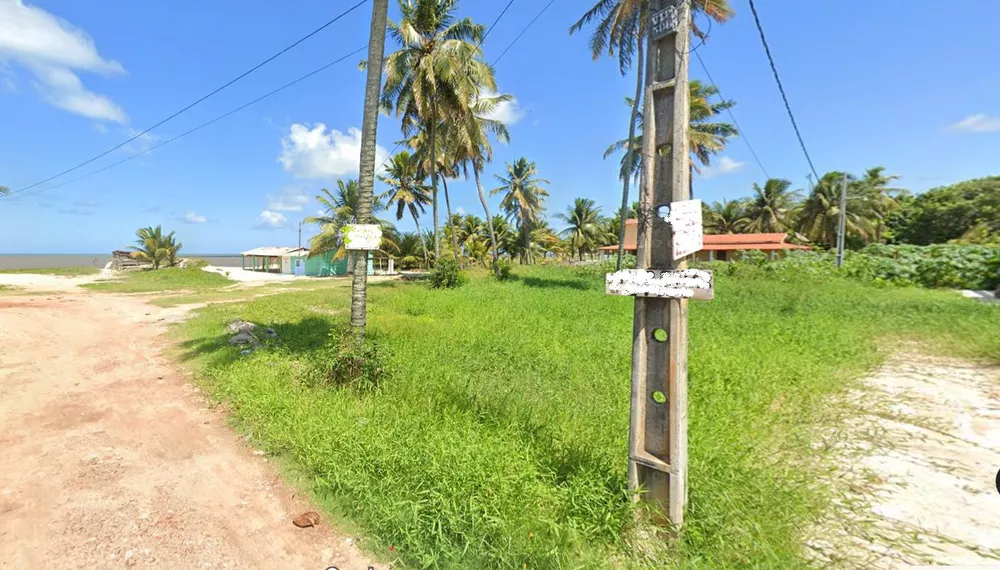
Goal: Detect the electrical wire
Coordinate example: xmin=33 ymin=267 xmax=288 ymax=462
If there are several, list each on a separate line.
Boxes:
xmin=21 ymin=46 xmax=368 ymax=195
xmin=694 ymin=51 xmax=769 ymax=179
xmin=7 ymin=0 xmax=368 ymax=196
xmin=493 ymin=0 xmax=556 ymax=65
xmin=746 ymin=0 xmax=820 ymax=182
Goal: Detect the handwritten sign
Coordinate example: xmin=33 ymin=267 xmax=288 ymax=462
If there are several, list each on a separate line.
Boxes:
xmin=606 ymin=269 xmax=713 ymax=300
xmin=666 ymin=199 xmax=703 ymax=260
xmin=651 ymin=5 xmax=680 ymax=40
xmin=342 ymin=224 xmax=382 ymax=251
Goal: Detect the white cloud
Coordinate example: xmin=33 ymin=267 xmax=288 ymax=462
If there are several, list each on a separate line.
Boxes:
xmin=947 ymin=114 xmax=1000 ymax=133
xmin=477 ymin=89 xmax=523 ymax=125
xmin=455 ymin=207 xmax=466 ymax=215
xmin=266 ymin=186 xmax=309 ymax=212
xmin=120 ymin=127 xmax=158 ymax=154
xmin=254 ymin=210 xmax=288 ymax=229
xmin=0 ymin=0 xmax=127 ymax=123
xmin=182 ymin=211 xmax=208 ymax=224
xmin=278 ymin=124 xmax=388 ymax=179
xmin=697 ymin=156 xmax=745 ymax=179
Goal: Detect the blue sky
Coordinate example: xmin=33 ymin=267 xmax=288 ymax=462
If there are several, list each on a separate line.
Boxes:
xmin=2 ymin=0 xmax=1000 ymax=254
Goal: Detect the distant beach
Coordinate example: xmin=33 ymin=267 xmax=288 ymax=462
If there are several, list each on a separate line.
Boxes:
xmin=0 ymin=254 xmax=242 ymax=270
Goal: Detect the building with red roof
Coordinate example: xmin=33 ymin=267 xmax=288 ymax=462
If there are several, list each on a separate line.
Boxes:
xmin=598 ymin=219 xmax=810 ymax=261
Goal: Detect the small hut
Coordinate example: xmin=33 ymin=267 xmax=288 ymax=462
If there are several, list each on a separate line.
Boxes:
xmin=110 ymin=250 xmax=142 ymax=271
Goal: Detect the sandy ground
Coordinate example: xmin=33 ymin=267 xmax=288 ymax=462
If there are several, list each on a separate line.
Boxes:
xmin=201 ymin=265 xmax=299 ymax=283
xmin=0 ymin=288 xmax=385 ymax=569
xmin=827 ymin=353 xmax=1000 ymax=568
xmin=0 ymin=272 xmax=106 ymax=291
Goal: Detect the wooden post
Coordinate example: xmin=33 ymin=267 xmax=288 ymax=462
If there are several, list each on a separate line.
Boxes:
xmin=836 ymin=174 xmax=848 ymax=268
xmin=628 ymin=0 xmax=691 ymax=527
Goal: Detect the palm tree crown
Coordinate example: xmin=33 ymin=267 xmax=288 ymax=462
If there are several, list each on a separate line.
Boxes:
xmin=491 ymin=157 xmax=550 ymax=263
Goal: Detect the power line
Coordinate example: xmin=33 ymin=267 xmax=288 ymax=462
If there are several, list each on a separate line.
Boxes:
xmin=16 ymin=46 xmax=368 ymax=197
xmin=8 ymin=0 xmax=369 ymax=195
xmin=493 ymin=0 xmax=556 ymax=65
xmin=746 ymin=0 xmax=820 ymax=182
xmin=693 ymin=51 xmax=769 ymax=179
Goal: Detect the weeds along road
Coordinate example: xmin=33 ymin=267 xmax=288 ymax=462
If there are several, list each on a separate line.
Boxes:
xmin=0 ymin=289 xmax=382 ymax=569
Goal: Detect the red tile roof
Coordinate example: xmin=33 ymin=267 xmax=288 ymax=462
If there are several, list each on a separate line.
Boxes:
xmin=598 ymin=219 xmax=810 ymax=252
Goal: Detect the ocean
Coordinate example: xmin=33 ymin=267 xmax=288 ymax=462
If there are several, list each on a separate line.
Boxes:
xmin=0 ymin=254 xmax=243 ymax=270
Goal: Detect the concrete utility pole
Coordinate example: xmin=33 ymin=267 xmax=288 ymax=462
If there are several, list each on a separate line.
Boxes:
xmin=836 ymin=174 xmax=848 ymax=268
xmin=629 ymin=0 xmax=692 ymax=527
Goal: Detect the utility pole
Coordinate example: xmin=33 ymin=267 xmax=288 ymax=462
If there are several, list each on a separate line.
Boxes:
xmin=349 ymin=0 xmax=389 ymax=335
xmin=630 ymin=0 xmax=692 ymax=527
xmin=836 ymin=174 xmax=847 ymax=268
xmin=298 ymin=220 xmax=303 ymax=251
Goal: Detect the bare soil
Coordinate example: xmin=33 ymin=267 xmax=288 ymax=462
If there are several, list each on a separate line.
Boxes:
xmin=0 ymin=290 xmax=383 ymax=569
xmin=819 ymin=352 xmax=1000 ymax=568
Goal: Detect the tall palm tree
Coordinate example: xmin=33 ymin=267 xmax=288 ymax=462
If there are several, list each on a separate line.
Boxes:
xmin=490 ymin=214 xmax=517 ymax=259
xmin=381 ymin=0 xmax=495 ymax=262
xmin=129 ymin=225 xmax=168 ymax=269
xmin=379 ymin=150 xmax=432 ymax=266
xmin=689 ymin=80 xmax=738 ymax=175
xmin=453 ymin=92 xmax=513 ymax=273
xmin=745 ymin=178 xmax=798 ymax=233
xmin=352 ymin=0 xmax=390 ymax=333
xmin=491 ymin=157 xmax=550 ymax=264
xmin=859 ymin=166 xmax=902 ymax=243
xmin=704 ymin=198 xmax=750 ymax=234
xmin=572 ymin=0 xmax=735 ymax=270
xmin=796 ymin=171 xmax=878 ymax=248
xmin=162 ymin=232 xmax=183 ymax=267
xmin=556 ymin=198 xmax=605 ymax=260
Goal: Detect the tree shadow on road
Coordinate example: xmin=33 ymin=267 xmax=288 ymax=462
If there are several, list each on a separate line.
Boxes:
xmin=176 ymin=316 xmax=336 ymax=370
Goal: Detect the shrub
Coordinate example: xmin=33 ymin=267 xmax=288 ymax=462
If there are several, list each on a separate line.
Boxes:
xmin=492 ymin=258 xmax=513 ymax=281
xmin=300 ymin=327 xmax=385 ymax=392
xmin=430 ymin=258 xmax=466 ymax=289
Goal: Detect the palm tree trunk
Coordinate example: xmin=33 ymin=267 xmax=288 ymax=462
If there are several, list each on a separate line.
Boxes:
xmin=442 ymin=176 xmax=461 ymax=260
xmin=350 ymin=0 xmax=389 ymax=335
xmin=474 ymin=166 xmax=500 ymax=275
xmin=411 ymin=208 xmax=429 ymax=268
xmin=616 ymin=37 xmax=645 ymax=271
xmin=429 ymin=100 xmax=440 ymax=263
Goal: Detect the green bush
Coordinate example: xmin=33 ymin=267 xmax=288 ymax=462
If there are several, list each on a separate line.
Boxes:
xmin=430 ymin=258 xmax=466 ymax=289
xmin=492 ymin=258 xmax=513 ymax=281
xmin=300 ymin=327 xmax=385 ymax=392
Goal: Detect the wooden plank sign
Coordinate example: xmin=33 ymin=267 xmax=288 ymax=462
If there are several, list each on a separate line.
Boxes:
xmin=342 ymin=224 xmax=382 ymax=250
xmin=606 ymin=269 xmax=713 ymax=300
xmin=650 ymin=5 xmax=680 ymax=40
xmin=667 ymin=199 xmax=703 ymax=260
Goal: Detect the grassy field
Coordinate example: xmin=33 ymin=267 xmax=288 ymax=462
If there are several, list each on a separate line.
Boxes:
xmin=82 ymin=266 xmax=233 ymax=293
xmin=171 ymin=265 xmax=1000 ymax=568
xmin=0 ymin=266 xmax=100 ymax=276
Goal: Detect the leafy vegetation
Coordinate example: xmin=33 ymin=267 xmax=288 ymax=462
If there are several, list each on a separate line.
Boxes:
xmin=739 ymin=245 xmax=1000 ymax=290
xmin=174 ymin=265 xmax=1000 ymax=568
xmin=887 ymin=176 xmax=1000 ymax=245
xmin=130 ymin=225 xmax=183 ymax=269
xmin=0 ymin=266 xmax=100 ymax=276
xmin=83 ymin=265 xmax=231 ymax=293
xmin=428 ymin=257 xmax=465 ymax=289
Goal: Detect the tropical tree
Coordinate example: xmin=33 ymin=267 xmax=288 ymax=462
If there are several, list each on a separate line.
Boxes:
xmin=490 ymin=215 xmax=518 ymax=259
xmin=572 ymin=0 xmax=735 ymax=270
xmin=453 ymin=91 xmax=513 ymax=273
xmin=394 ymin=231 xmax=427 ymax=268
xmin=381 ymin=0 xmax=496 ymax=261
xmin=379 ymin=150 xmax=432 ymax=266
xmin=796 ymin=172 xmax=878 ymax=248
xmin=129 ymin=225 xmax=176 ymax=269
xmin=858 ymin=166 xmax=902 ymax=243
xmin=556 ymin=198 xmax=605 ymax=260
xmin=491 ymin=157 xmax=550 ymax=264
xmin=704 ymin=198 xmax=749 ymax=234
xmin=745 ymin=178 xmax=798 ymax=233
xmin=689 ymin=80 xmax=738 ymax=176
xmin=306 ymin=179 xmax=393 ymax=261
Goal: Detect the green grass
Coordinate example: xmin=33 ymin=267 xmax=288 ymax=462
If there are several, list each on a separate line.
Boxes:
xmin=172 ymin=265 xmax=1000 ymax=568
xmin=0 ymin=284 xmax=19 ymax=292
xmin=149 ymin=277 xmax=352 ymax=307
xmin=82 ymin=266 xmax=233 ymax=293
xmin=0 ymin=266 xmax=100 ymax=276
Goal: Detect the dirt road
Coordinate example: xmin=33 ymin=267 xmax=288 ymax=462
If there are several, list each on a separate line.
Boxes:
xmin=0 ymin=291 xmax=382 ymax=569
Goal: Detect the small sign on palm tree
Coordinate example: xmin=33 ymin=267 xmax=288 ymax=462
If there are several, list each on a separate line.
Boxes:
xmin=342 ymin=224 xmax=383 ymax=251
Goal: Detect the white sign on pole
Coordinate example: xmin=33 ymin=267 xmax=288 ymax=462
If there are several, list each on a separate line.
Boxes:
xmin=342 ymin=224 xmax=382 ymax=251
xmin=666 ymin=199 xmax=703 ymax=260
xmin=650 ymin=5 xmax=680 ymax=40
xmin=606 ymin=269 xmax=714 ymax=300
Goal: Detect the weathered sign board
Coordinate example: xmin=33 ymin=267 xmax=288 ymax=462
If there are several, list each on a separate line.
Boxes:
xmin=606 ymin=269 xmax=714 ymax=300
xmin=666 ymin=198 xmax=703 ymax=260
xmin=650 ymin=5 xmax=680 ymax=40
xmin=342 ymin=224 xmax=382 ymax=251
